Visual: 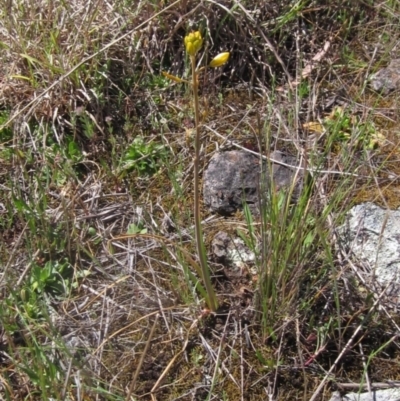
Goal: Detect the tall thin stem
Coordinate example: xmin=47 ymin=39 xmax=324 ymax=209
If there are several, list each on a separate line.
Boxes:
xmin=191 ymin=55 xmax=218 ymax=312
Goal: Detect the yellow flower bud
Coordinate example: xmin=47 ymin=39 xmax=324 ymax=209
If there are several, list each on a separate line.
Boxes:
xmin=184 ymin=31 xmax=203 ymax=56
xmin=209 ymin=52 xmax=230 ymax=68
xmin=162 ymin=71 xmax=186 ymax=83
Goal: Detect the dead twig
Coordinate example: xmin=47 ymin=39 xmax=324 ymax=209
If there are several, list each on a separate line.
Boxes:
xmin=337 ymin=380 xmax=400 ymax=390
xmin=150 ymin=318 xmax=199 ymax=401
xmin=126 ymin=313 xmax=160 ymax=401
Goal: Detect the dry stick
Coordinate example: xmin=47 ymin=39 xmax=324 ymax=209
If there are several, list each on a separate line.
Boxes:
xmin=204 ymin=124 xmax=364 ymax=178
xmin=200 ymin=331 xmax=239 ymax=389
xmin=125 ymin=313 xmax=160 ymax=401
xmin=273 ymin=320 xmax=289 ymax=398
xmin=15 ymin=251 xmax=39 ymax=287
xmin=0 ymin=0 xmax=182 ymax=131
xmin=80 ymin=278 xmax=131 ymax=314
xmin=338 ymin=379 xmax=400 ymax=390
xmin=207 ymin=310 xmax=232 ymax=400
xmin=93 ymin=308 xmax=176 ymax=356
xmin=61 ymin=349 xmax=77 ymax=401
xmin=296 ymin=318 xmax=308 ymax=401
xmin=358 ymin=343 xmax=372 ymax=397
xmin=150 ymin=319 xmax=199 ymax=401
xmin=239 ymin=320 xmax=245 ymax=401
xmin=308 ymin=284 xmax=391 ymax=401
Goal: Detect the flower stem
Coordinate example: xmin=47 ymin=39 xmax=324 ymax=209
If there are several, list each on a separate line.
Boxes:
xmin=191 ymin=55 xmax=218 ymax=312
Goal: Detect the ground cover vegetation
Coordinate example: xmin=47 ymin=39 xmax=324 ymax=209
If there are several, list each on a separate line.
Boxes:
xmin=1 ymin=0 xmax=400 ymax=400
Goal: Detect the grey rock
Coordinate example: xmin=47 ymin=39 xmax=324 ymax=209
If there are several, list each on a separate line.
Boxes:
xmin=328 ymin=391 xmax=343 ymax=401
xmin=211 ymin=231 xmax=256 ymax=278
xmin=203 ymin=150 xmax=260 ymax=215
xmin=370 ymin=59 xmax=400 ymax=94
xmin=203 ymin=150 xmax=303 ymax=215
xmin=212 ymin=231 xmax=234 ymax=261
xmin=267 ymin=150 xmax=304 ymax=200
xmin=338 ymin=202 xmax=400 ymax=296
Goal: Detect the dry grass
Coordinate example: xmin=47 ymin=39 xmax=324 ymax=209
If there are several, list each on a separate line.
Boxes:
xmin=2 ymin=0 xmax=400 ymax=400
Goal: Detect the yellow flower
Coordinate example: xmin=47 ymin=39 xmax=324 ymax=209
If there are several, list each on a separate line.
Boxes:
xmin=184 ymin=31 xmax=203 ymax=56
xmin=209 ymin=52 xmax=230 ymax=68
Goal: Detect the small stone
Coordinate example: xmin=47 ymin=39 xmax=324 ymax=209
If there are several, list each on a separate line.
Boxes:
xmin=212 ymin=231 xmax=232 ymax=261
xmin=370 ymin=59 xmax=400 ymax=94
xmin=211 ymin=231 xmax=256 ymax=278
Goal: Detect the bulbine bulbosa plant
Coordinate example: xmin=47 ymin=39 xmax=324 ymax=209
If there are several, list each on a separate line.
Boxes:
xmin=163 ymin=31 xmax=229 ymax=311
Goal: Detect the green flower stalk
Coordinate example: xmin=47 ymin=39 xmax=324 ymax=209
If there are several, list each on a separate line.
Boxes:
xmin=187 ymin=31 xmax=218 ymax=312
xmin=163 ymin=30 xmax=229 ymax=312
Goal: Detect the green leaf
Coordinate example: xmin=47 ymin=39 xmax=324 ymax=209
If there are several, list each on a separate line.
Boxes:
xmin=127 ymin=223 xmax=147 ymax=235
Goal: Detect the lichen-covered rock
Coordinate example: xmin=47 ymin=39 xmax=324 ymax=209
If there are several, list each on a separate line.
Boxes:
xmin=203 ymin=150 xmax=259 ymax=215
xmin=211 ymin=231 xmax=256 ymax=278
xmin=370 ymin=59 xmax=400 ymax=94
xmin=203 ymin=150 xmax=303 ymax=215
xmin=338 ymin=202 xmax=400 ymax=298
